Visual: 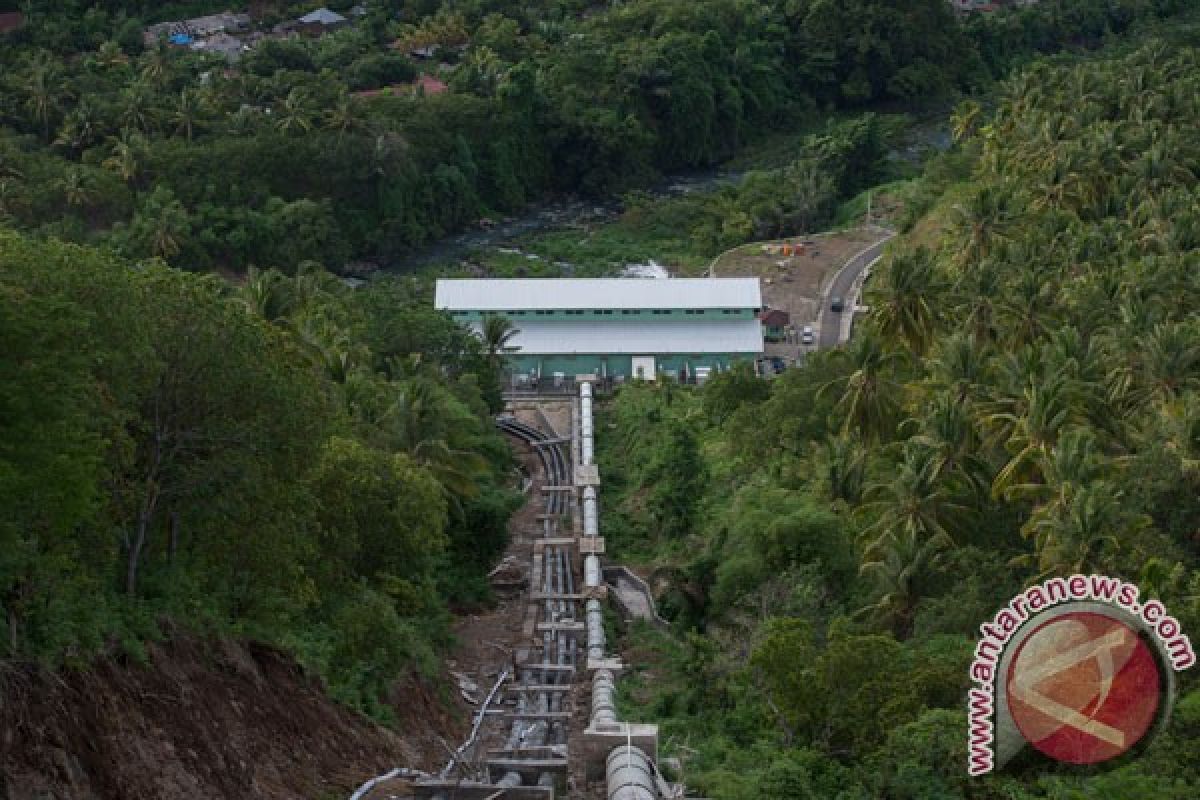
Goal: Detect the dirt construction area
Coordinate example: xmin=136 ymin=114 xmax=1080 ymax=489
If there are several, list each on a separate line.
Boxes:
xmin=710 ymin=226 xmax=883 ymax=361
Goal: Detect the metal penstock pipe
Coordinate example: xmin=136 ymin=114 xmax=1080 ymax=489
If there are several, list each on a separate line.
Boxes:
xmin=606 ymin=745 xmax=657 ymax=800
xmin=586 ymin=597 xmax=605 ymax=660
xmin=583 ymin=487 xmax=599 ymax=536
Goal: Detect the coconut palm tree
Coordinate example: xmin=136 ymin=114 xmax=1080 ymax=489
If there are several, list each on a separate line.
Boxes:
xmin=53 ymin=99 xmax=102 ymax=154
xmin=133 ymin=187 xmax=190 ymax=260
xmin=23 ymin=51 xmax=68 ymax=142
xmin=819 ymin=433 xmax=867 ymax=506
xmin=996 ymin=266 xmax=1055 ymax=348
xmin=170 ymin=88 xmax=206 ymax=141
xmin=239 ymin=267 xmax=296 ymax=322
xmin=870 ymin=247 xmax=942 ymax=356
xmin=858 ymin=525 xmax=952 ymax=640
xmin=275 ymin=88 xmax=314 ymax=135
xmin=380 ymin=379 xmax=489 ymax=502
xmin=818 ymin=335 xmax=904 ymax=443
xmin=102 ymin=129 xmax=145 ymax=185
xmin=1021 ymin=483 xmax=1139 ymax=577
xmin=906 ymin=395 xmax=989 ymax=494
xmin=138 ymin=45 xmax=174 ymax=88
xmin=59 ymin=168 xmax=95 ymax=210
xmin=1155 ymin=395 xmax=1200 ymax=480
xmin=985 ymin=374 xmax=1077 ymax=501
xmin=1134 ymin=321 xmax=1200 ymax=409
xmin=924 ymin=332 xmax=992 ymax=408
xmin=323 ymin=95 xmax=368 ymax=138
xmin=1008 ymin=427 xmax=1104 ymax=513
xmin=479 ymin=314 xmax=520 ymax=365
xmin=119 ymin=80 xmax=159 ymax=134
xmin=299 ymin=322 xmax=360 ymax=384
xmin=859 ymin=444 xmax=968 ymax=556
xmin=950 ymin=99 xmax=982 ymax=144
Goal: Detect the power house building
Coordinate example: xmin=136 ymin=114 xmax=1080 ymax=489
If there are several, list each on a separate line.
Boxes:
xmin=435 ymin=278 xmax=764 ymax=385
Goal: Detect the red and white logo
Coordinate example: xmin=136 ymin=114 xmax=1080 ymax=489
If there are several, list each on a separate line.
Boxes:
xmin=967 ymin=575 xmax=1195 ymax=776
xmin=1006 ymin=611 xmax=1161 ymax=764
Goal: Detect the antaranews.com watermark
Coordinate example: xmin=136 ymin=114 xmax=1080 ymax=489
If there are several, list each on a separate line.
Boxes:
xmin=968 ymin=574 xmax=1195 ymax=776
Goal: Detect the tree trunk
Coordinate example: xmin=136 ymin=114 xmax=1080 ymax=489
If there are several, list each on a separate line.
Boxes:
xmin=127 ymin=510 xmax=149 ymax=596
xmin=127 ymin=484 xmax=159 ymax=596
xmin=167 ymin=510 xmax=179 ymax=564
xmin=129 ymin=418 xmax=165 ymax=596
xmin=6 ymin=603 xmax=17 ymax=656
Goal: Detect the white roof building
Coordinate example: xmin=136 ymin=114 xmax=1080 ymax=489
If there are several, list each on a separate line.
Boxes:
xmin=436 ymin=278 xmax=764 ymax=381
xmin=435 ymin=277 xmax=762 ymax=312
xmin=299 ymin=8 xmax=347 ymax=25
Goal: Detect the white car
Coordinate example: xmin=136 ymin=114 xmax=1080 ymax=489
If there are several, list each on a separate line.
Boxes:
xmin=801 ymin=325 xmax=814 ymax=345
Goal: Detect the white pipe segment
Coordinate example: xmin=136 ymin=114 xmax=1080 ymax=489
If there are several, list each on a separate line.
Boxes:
xmin=586 ymin=598 xmax=606 ymax=660
xmin=606 ymin=745 xmax=657 ymax=800
xmin=585 ymin=555 xmax=601 ymax=588
xmin=583 ymin=493 xmax=598 ymax=536
xmin=580 ymin=383 xmax=595 ymax=466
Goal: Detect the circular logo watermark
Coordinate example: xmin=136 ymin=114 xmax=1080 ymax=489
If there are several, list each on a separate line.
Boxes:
xmin=967 ymin=575 xmax=1194 ymax=776
xmin=1005 ymin=610 xmax=1162 ymax=764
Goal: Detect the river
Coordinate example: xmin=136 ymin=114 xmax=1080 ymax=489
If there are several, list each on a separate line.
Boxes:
xmin=390 ymin=167 xmax=747 ymax=273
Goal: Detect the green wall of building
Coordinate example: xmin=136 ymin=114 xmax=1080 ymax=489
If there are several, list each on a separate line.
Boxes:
xmin=507 ymin=353 xmax=749 ymax=378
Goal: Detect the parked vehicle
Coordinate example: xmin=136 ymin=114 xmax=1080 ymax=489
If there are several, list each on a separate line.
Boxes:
xmin=801 ymin=325 xmax=814 ymax=345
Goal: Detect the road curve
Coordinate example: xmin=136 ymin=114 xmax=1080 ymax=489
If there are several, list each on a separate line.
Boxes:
xmin=817 ymin=230 xmax=895 ymax=350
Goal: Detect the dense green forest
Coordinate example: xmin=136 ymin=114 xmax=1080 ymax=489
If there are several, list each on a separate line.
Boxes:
xmin=0 ymin=0 xmax=1189 ymax=274
xmin=1 ymin=235 xmax=521 ymax=718
xmin=595 ymin=26 xmax=1200 ymax=800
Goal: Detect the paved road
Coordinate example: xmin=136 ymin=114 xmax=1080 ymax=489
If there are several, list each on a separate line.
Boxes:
xmin=817 ymin=232 xmax=895 ymax=349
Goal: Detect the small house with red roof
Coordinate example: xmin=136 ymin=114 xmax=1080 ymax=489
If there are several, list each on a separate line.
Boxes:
xmin=353 ymin=75 xmax=448 ymax=99
xmin=758 ymin=309 xmax=790 ymax=342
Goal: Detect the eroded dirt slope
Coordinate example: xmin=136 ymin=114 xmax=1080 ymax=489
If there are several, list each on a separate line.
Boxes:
xmin=1 ymin=636 xmax=462 ymax=800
